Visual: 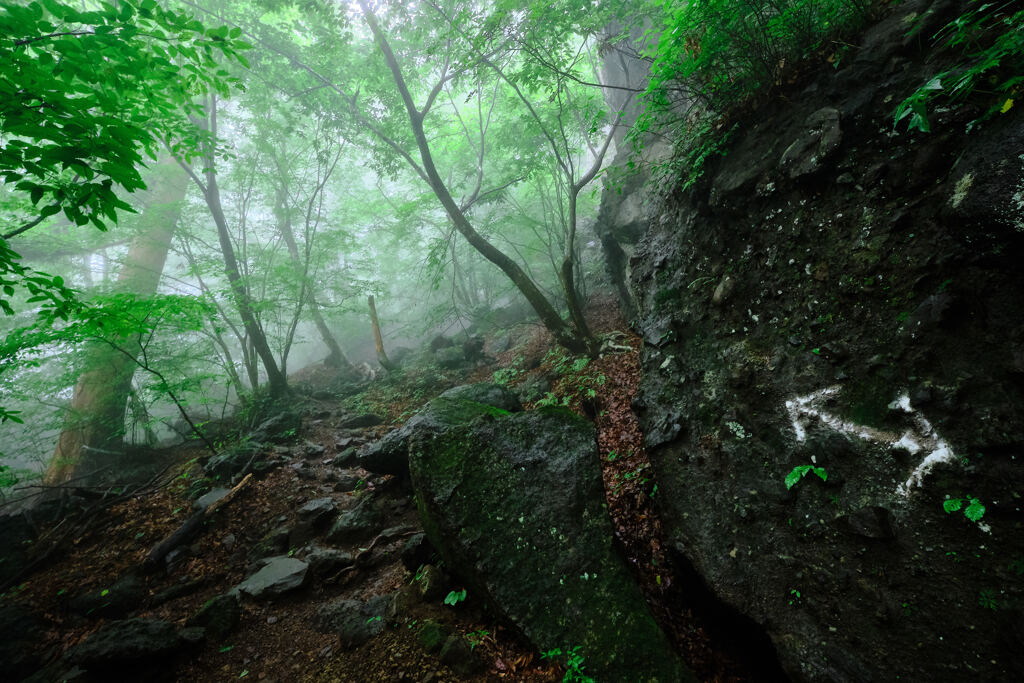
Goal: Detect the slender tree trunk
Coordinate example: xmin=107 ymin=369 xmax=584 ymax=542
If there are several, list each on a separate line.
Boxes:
xmin=367 ymin=295 xmax=394 ymax=372
xmin=47 ymin=159 xmax=188 ymax=485
xmin=273 ymin=186 xmax=354 ymax=372
xmin=359 ymin=3 xmax=588 ymax=355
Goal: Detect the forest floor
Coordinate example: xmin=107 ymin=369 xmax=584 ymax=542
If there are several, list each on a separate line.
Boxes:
xmin=5 ymin=298 xmax=774 ymax=682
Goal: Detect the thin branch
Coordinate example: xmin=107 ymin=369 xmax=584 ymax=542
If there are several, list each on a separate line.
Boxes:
xmin=3 ymin=204 xmax=60 ymax=240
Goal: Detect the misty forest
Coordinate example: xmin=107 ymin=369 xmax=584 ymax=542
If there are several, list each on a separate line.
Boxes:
xmin=1 ymin=0 xmax=1023 ymax=680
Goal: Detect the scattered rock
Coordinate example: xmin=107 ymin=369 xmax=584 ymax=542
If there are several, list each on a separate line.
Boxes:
xmin=67 ymin=618 xmax=187 ymax=667
xmin=314 ymin=595 xmax=392 ymax=648
xmin=841 ymin=505 xmax=896 ymax=540
xmin=305 ymin=547 xmax=355 ymax=578
xmin=235 ymin=556 xmax=308 ymax=599
xmin=416 ymin=620 xmax=449 ymax=654
xmin=439 ymin=635 xmax=482 ymax=676
xmin=327 ymin=497 xmax=381 ymax=544
xmin=297 ymin=498 xmax=338 ymax=527
xmin=400 ymin=533 xmax=435 ymax=571
xmin=68 ymin=573 xmax=145 ymax=619
xmin=193 ymin=487 xmax=231 ymax=511
xmin=338 ymin=413 xmax=384 ymax=429
xmin=186 ymin=593 xmax=240 ymax=642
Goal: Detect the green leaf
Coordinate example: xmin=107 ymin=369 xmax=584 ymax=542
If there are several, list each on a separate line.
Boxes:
xmin=964 ymin=499 xmax=986 ymax=522
xmin=943 ymin=498 xmax=964 ymax=514
xmin=785 ymin=465 xmax=810 ymax=490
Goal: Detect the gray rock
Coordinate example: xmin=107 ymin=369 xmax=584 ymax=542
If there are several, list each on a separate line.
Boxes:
xmin=297 ymin=498 xmax=337 ymax=527
xmin=305 ymin=547 xmax=355 ymax=578
xmin=410 ymin=407 xmax=688 ymax=682
xmin=439 ymin=635 xmax=482 ymax=676
xmin=416 ymin=620 xmax=449 ymax=654
xmin=401 ymin=533 xmax=435 ymax=571
xmin=193 ymin=487 xmax=231 ymax=511
xmin=250 ymin=411 xmax=302 ymax=444
xmin=67 ymin=618 xmax=185 ymax=666
xmin=0 ymin=604 xmax=47 ymax=679
xmin=186 ymin=593 xmax=240 ymax=641
xmin=331 ymin=447 xmax=358 ymax=467
xmin=333 ymin=473 xmax=362 ymax=493
xmin=302 ymin=441 xmax=327 ymax=458
xmin=313 ymin=595 xmax=392 ymax=648
xmin=326 ymin=497 xmax=381 ymax=544
xmin=235 ymin=556 xmax=308 ymax=599
xmin=438 ymin=383 xmax=522 ymax=412
xmin=338 ymin=413 xmax=384 ymax=429
xmin=358 ymin=384 xmax=519 ymax=478
xmin=68 ymin=573 xmax=145 ymax=619
xmin=433 ymin=346 xmax=465 ymax=369
xmin=779 ymin=106 xmax=842 ymax=178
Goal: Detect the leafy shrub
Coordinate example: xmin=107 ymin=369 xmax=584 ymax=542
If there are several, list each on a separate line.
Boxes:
xmin=639 ymin=0 xmax=872 ymax=189
xmin=895 ymin=0 xmax=1024 ymax=132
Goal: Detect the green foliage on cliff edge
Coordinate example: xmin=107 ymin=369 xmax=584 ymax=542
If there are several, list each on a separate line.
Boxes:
xmin=638 ymin=0 xmax=873 ymax=188
xmin=896 ymin=0 xmax=1024 ymax=132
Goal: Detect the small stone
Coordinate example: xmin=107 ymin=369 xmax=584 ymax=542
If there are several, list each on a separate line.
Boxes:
xmin=417 ymin=620 xmax=449 ymax=653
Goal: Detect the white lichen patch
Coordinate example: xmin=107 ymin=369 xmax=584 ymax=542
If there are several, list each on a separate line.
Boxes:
xmin=951 ymin=172 xmax=974 ymax=209
xmin=785 ymin=386 xmax=956 ymax=496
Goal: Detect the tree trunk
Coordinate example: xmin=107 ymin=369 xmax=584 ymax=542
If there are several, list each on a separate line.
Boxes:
xmin=359 ymin=3 xmax=588 ymax=355
xmin=46 ymin=159 xmax=187 ymax=485
xmin=273 ymin=186 xmax=354 ymax=372
xmin=367 ymin=295 xmax=394 ymax=372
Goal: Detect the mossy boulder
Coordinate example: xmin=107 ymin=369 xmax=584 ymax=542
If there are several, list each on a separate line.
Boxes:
xmin=409 ymin=405 xmax=690 ymax=682
xmin=357 ymin=383 xmax=520 ymax=478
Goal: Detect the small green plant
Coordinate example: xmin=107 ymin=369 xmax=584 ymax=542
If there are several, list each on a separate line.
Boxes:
xmin=788 ymin=588 xmax=802 ymax=605
xmin=978 ymin=588 xmax=999 ymax=610
xmin=444 ymin=589 xmax=467 ymax=606
xmin=541 ymin=645 xmax=594 ymax=683
xmin=785 ymin=464 xmax=828 ymax=489
xmin=943 ymin=496 xmax=986 ymax=522
xmin=536 ymin=392 xmax=569 ymax=408
xmin=365 ymin=615 xmax=382 ymax=624
xmin=466 ymin=629 xmax=489 ymax=650
xmin=492 ymin=367 xmax=519 ymax=385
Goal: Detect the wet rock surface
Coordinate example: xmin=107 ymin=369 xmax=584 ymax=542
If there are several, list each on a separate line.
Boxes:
xmin=630 ymin=1 xmax=1024 ymax=680
xmin=408 ymin=394 xmax=690 ymax=682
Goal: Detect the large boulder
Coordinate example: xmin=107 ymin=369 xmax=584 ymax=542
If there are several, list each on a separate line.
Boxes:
xmin=357 ymin=383 xmax=521 ymax=477
xmin=628 ymin=3 xmax=1024 ymax=680
xmin=410 ymin=406 xmax=689 ymax=682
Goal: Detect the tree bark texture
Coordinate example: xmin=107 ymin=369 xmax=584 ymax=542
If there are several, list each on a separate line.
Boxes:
xmin=47 ymin=158 xmax=188 ymax=485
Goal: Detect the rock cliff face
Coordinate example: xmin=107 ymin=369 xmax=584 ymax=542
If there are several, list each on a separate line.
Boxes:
xmin=630 ymin=1 xmax=1024 ymax=680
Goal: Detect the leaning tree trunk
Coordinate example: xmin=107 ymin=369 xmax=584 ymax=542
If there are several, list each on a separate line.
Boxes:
xmin=359 ymin=3 xmax=590 ymax=355
xmin=46 ymin=159 xmax=188 ymax=485
xmin=367 ymin=295 xmax=395 ymax=372
xmin=273 ymin=186 xmax=355 ymax=373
